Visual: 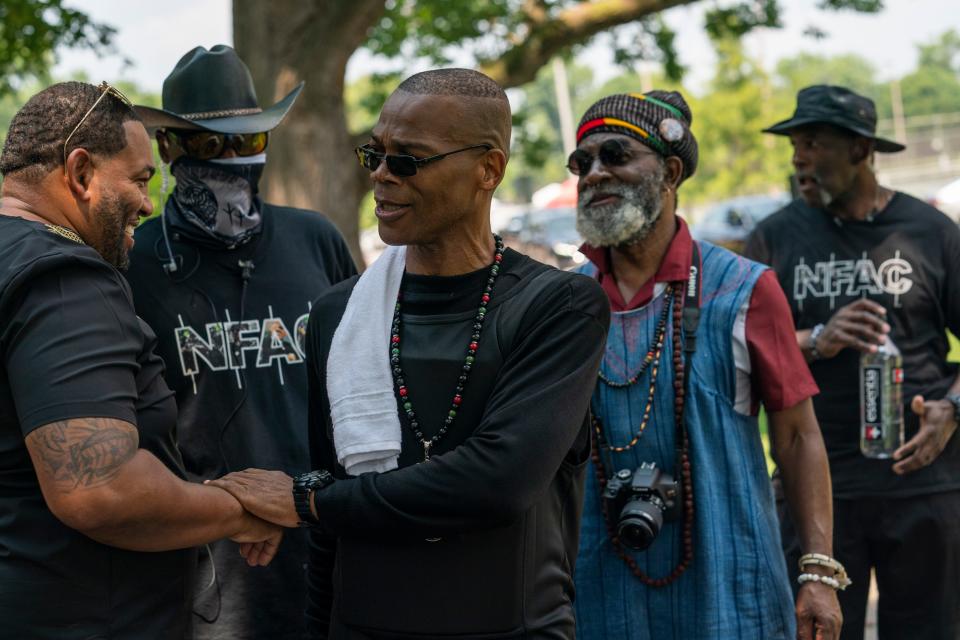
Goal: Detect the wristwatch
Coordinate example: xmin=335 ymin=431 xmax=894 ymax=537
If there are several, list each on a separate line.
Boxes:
xmin=946 ymin=393 xmax=960 ymax=428
xmin=292 ymin=469 xmax=334 ymax=527
xmin=808 ymin=323 xmax=826 ymax=361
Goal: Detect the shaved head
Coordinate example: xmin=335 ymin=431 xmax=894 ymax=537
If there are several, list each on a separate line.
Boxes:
xmin=395 ymin=68 xmax=511 ymax=156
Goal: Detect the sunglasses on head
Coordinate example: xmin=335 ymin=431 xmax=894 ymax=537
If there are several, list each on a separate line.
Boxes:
xmin=567 ymin=138 xmax=657 ymax=176
xmin=355 ymin=143 xmax=492 ymax=178
xmin=166 ymin=129 xmax=269 ymax=160
xmin=63 ymin=81 xmax=133 ymax=170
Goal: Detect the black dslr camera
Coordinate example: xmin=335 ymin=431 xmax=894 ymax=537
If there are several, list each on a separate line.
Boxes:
xmin=603 ymin=462 xmax=682 ymax=551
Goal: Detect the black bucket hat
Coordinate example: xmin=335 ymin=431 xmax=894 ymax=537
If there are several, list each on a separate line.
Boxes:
xmin=764 ymin=85 xmax=905 ymax=153
xmin=134 ymin=45 xmax=303 ymax=134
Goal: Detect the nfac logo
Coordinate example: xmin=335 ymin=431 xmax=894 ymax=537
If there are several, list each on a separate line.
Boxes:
xmin=174 ymin=304 xmax=310 ymax=393
xmin=793 ymin=250 xmax=914 ymax=310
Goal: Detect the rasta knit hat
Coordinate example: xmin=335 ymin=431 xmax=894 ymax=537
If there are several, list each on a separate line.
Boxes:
xmin=576 ymin=90 xmax=699 ymax=183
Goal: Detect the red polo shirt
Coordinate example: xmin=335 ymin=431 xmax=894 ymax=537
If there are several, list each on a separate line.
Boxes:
xmin=580 ymin=219 xmax=817 ymax=413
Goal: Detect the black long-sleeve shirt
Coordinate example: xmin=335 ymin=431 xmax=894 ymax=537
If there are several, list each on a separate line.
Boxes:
xmin=303 ymin=249 xmax=609 ymax=639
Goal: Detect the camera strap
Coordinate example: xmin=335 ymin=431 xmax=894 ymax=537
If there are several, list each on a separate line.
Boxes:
xmin=677 ymin=240 xmax=701 ymax=466
xmin=682 ymin=241 xmax=702 ymax=356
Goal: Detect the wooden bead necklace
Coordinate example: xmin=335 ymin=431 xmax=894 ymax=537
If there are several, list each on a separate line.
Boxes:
xmin=597 ymin=285 xmax=674 ymax=389
xmin=591 ymin=281 xmax=695 ymax=587
xmin=390 ymin=235 xmax=504 ymax=462
xmin=595 ymin=286 xmax=675 ymax=452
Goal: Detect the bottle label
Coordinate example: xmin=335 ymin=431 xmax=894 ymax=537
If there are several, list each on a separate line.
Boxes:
xmin=862 ymin=364 xmax=883 ymax=439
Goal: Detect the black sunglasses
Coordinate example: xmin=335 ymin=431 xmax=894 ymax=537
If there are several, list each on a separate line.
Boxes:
xmin=166 ymin=129 xmax=269 ymax=161
xmin=567 ymin=138 xmax=656 ymax=176
xmin=355 ymin=143 xmax=492 ymax=177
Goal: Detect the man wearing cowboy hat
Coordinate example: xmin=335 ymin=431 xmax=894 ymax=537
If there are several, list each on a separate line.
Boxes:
xmin=126 ymin=45 xmax=357 ymax=640
xmin=747 ymin=85 xmax=960 ymax=639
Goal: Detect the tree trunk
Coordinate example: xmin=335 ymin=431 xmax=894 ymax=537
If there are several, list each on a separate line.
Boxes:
xmin=233 ymin=0 xmax=384 ymax=268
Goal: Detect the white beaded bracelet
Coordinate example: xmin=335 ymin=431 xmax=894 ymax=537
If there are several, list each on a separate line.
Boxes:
xmin=798 ymin=553 xmax=852 ymax=590
xmin=798 ymin=573 xmax=842 ymax=590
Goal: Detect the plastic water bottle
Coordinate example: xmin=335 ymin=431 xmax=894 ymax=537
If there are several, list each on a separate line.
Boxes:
xmin=860 ymin=336 xmax=904 ymax=458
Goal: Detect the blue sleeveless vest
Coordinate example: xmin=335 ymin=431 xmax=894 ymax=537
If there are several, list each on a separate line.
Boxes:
xmin=574 ymin=242 xmax=795 ymax=640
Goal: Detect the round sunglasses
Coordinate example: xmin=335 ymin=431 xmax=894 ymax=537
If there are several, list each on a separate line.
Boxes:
xmin=355 ymin=143 xmax=492 ymax=178
xmin=567 ymin=138 xmax=657 ymax=176
xmin=167 ymin=129 xmax=269 ymax=161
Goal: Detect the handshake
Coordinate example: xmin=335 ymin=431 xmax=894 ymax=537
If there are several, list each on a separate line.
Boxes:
xmin=206 ymin=469 xmax=302 ymax=568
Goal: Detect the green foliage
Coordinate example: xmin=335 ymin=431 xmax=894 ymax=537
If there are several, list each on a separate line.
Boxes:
xmin=499 ymin=61 xmax=599 ymax=201
xmin=344 ymin=72 xmax=402 ymax=134
xmin=346 ymin=22 xmax=960 ymax=214
xmin=684 ymin=39 xmax=791 ymax=203
xmin=817 ymin=0 xmax=883 ymax=11
xmin=600 ymin=18 xmax=688 ymax=82
xmin=704 ymin=0 xmax=782 ymax=41
xmin=917 ymin=29 xmax=960 ymax=73
xmin=368 ymin=0 xmax=519 ymax=65
xmin=0 ymin=0 xmax=119 ymax=95
xmin=896 ymin=66 xmax=960 ymax=118
xmin=774 ymin=53 xmax=879 ymax=101
xmin=891 ymin=30 xmax=960 ymax=118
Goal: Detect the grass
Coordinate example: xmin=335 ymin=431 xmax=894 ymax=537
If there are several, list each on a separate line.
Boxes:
xmin=759 ymin=332 xmax=960 ymax=475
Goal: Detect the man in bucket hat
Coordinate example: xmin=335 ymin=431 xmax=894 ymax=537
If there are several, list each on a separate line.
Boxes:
xmin=747 ymin=85 xmax=960 ymax=639
xmin=125 ymin=45 xmax=357 ymax=640
xmin=570 ymin=89 xmax=841 ymax=640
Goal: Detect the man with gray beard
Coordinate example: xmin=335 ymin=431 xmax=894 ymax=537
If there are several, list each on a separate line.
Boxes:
xmin=747 ymin=85 xmax=960 ymax=640
xmin=570 ymin=90 xmax=842 ymax=639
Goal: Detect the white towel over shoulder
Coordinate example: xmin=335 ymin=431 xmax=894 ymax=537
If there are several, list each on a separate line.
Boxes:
xmin=327 ymin=245 xmax=406 ymax=476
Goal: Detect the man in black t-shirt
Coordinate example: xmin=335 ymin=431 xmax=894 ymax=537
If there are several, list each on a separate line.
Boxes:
xmin=127 ymin=46 xmax=357 ymax=640
xmin=208 ymin=68 xmax=610 ymax=639
xmin=747 ymin=85 xmax=960 ymax=639
xmin=0 ymin=82 xmax=281 ymax=639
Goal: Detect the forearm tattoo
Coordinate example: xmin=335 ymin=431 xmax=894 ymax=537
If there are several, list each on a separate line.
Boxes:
xmin=26 ymin=418 xmax=138 ymax=489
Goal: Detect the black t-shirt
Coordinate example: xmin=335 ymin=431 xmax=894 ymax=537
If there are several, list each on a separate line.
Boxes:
xmin=0 ymin=216 xmax=191 ymax=639
xmin=746 ymin=194 xmax=960 ymax=498
xmin=302 ymin=249 xmax=610 ymax=639
xmin=125 ymin=202 xmax=356 ymax=640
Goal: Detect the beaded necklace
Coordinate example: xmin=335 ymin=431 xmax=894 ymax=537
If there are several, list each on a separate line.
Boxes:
xmin=595 ymin=286 xmax=675 ymax=452
xmin=591 ymin=282 xmax=695 ymax=587
xmin=390 ymin=235 xmax=504 ymax=462
xmin=597 ymin=285 xmax=673 ymax=389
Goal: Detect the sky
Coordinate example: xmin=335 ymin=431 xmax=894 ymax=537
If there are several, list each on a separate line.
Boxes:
xmin=52 ymin=0 xmax=960 ymax=95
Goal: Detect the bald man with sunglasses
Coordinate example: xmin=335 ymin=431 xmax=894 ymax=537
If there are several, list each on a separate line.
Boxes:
xmin=125 ymin=46 xmax=357 ymax=640
xmin=206 ymin=68 xmax=610 ymax=640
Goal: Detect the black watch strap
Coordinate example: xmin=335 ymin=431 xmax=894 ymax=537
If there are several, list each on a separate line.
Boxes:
xmin=292 ymin=470 xmax=334 ymax=527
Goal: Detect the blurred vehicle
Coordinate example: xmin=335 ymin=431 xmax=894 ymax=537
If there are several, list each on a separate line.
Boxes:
xmin=691 ymin=193 xmax=790 ymax=253
xmin=500 ymin=214 xmax=526 ymax=246
xmin=505 ymin=207 xmax=585 ymax=270
xmin=929 ymin=177 xmax=960 ymax=223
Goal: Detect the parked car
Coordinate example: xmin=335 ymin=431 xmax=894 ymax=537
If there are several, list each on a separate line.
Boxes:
xmin=691 ymin=193 xmax=790 ymax=254
xmin=930 ymin=177 xmax=960 ymax=223
xmin=505 ymin=207 xmax=585 ymax=270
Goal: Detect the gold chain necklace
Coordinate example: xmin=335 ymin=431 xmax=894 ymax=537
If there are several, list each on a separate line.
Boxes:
xmin=45 ymin=224 xmax=84 ymax=244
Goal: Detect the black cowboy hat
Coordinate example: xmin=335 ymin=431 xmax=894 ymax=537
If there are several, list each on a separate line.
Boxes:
xmin=134 ymin=45 xmax=303 ymax=134
xmin=764 ymin=85 xmax=905 ymax=153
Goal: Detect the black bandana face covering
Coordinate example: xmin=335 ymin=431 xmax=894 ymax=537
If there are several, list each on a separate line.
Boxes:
xmin=170 ymin=156 xmax=265 ymax=246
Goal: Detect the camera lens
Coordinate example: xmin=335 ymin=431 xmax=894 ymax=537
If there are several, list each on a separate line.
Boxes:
xmin=617 ymin=498 xmax=664 ymax=551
